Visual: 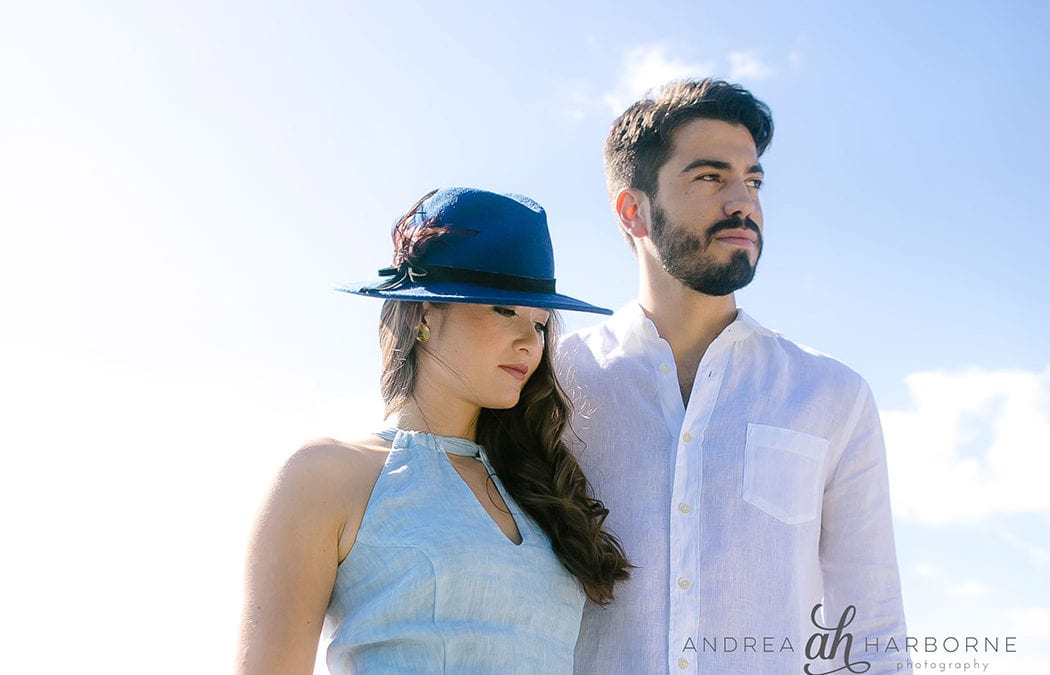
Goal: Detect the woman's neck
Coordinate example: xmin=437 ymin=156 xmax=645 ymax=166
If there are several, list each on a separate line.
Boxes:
xmin=388 ymin=396 xmax=481 ymax=442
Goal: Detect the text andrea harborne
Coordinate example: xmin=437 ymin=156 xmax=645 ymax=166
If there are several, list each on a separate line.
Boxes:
xmin=679 ymin=603 xmax=1018 ymax=675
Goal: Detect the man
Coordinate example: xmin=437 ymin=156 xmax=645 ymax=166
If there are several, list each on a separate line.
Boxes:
xmin=561 ymin=79 xmax=906 ymax=674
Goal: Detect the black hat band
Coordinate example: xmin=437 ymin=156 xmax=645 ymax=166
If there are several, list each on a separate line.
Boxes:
xmin=371 ymin=263 xmax=556 ymax=295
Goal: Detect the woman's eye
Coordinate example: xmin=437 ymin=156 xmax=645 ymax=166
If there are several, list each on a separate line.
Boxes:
xmin=494 ymin=306 xmax=516 ymax=317
xmin=534 ymin=322 xmax=548 ymax=334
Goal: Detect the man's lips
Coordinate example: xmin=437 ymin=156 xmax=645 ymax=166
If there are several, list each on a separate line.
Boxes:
xmin=499 ymin=364 xmax=529 ymax=380
xmin=713 ymin=229 xmax=758 ymax=248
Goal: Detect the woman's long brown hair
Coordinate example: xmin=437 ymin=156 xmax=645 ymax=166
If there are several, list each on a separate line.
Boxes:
xmin=476 ymin=316 xmax=631 ymax=605
xmin=378 ymin=298 xmax=630 ymax=605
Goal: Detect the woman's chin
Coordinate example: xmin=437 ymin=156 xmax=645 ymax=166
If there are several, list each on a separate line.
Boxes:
xmin=482 ymin=393 xmax=523 ymax=410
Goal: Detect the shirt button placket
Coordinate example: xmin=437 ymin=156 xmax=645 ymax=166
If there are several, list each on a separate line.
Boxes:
xmin=672 ymin=429 xmax=697 ymax=672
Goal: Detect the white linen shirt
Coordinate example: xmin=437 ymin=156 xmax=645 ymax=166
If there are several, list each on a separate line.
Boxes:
xmin=560 ymin=302 xmax=905 ymax=675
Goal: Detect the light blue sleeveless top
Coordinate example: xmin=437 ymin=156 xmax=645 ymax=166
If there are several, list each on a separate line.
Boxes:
xmin=323 ymin=429 xmax=585 ymax=674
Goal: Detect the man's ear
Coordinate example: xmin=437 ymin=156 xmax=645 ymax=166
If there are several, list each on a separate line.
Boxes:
xmin=614 ymin=188 xmax=651 ymax=240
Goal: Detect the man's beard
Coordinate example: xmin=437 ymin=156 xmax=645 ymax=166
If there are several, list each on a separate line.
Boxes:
xmin=649 ymin=202 xmax=763 ymax=297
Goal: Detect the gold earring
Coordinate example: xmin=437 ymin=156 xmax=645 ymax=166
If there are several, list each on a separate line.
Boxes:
xmin=416 ymin=324 xmax=431 ymax=343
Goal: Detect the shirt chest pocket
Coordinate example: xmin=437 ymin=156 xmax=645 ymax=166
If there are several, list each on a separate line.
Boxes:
xmin=742 ymin=423 xmax=830 ymax=525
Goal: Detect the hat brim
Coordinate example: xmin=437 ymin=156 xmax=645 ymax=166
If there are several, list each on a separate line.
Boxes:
xmin=335 ymin=280 xmax=613 ymax=315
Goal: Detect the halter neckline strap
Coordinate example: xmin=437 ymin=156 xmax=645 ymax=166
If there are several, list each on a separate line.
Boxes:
xmin=378 ymin=428 xmax=483 ymax=458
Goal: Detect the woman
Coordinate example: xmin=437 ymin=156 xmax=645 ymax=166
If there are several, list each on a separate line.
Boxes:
xmin=237 ymin=187 xmax=630 ymax=674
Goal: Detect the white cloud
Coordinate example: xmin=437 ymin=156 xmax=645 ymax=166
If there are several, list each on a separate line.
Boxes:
xmin=602 ymin=45 xmax=716 ymax=115
xmin=601 ymin=46 xmax=780 ymax=117
xmin=944 ymin=579 xmax=991 ymax=599
xmin=728 ymin=51 xmax=774 ymax=81
xmin=1005 ymin=607 xmax=1050 ymax=639
xmin=913 ymin=561 xmax=939 ymax=578
xmin=882 ymin=366 xmax=1050 ymax=524
xmin=998 ymin=529 xmax=1050 ymax=568
xmin=904 ymin=603 xmax=1050 ymax=674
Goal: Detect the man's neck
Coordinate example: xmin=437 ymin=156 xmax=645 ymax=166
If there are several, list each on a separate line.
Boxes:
xmin=638 ymin=270 xmax=739 ymax=404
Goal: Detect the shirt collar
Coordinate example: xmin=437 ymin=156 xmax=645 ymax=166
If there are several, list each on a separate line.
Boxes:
xmin=608 ymin=300 xmax=764 ymax=354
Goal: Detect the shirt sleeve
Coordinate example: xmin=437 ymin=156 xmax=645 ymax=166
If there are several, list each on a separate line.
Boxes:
xmin=819 ymin=379 xmax=907 ymax=670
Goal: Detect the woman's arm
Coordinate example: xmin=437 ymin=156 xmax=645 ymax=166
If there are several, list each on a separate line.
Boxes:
xmin=235 ymin=440 xmax=370 ymax=675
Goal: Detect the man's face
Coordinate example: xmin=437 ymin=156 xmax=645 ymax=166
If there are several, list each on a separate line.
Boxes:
xmin=645 ymin=118 xmax=765 ymax=297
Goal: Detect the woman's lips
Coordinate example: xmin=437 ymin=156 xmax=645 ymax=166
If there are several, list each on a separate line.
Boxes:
xmin=499 ymin=365 xmax=528 ymax=380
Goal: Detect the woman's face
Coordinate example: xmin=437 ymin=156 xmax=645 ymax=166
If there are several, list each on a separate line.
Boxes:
xmin=416 ymin=302 xmax=550 ymax=412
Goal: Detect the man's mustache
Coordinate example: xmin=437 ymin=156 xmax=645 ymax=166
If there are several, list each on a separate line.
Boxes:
xmin=706 ymin=217 xmax=761 ymax=238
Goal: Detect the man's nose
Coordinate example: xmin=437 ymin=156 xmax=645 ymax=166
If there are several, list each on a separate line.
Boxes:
xmin=723 ymin=180 xmax=759 ymax=221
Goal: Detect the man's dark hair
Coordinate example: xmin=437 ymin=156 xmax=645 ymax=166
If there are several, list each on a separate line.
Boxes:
xmin=604 ymin=78 xmax=774 ymax=248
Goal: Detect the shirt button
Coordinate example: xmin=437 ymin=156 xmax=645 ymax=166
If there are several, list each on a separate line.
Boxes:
xmin=677 ymin=577 xmax=691 ymax=590
xmin=682 ymin=432 xmax=692 ymax=443
xmin=678 ymin=657 xmax=690 ymax=669
xmin=678 ymin=503 xmax=692 ymax=514
xmin=659 ymin=363 xmax=671 ymax=374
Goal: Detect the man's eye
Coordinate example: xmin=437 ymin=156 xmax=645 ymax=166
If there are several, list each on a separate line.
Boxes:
xmin=697 ymin=174 xmax=719 ymax=182
xmin=747 ymin=178 xmax=764 ymax=189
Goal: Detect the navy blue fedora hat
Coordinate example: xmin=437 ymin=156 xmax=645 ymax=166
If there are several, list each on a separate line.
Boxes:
xmin=337 ymin=187 xmax=612 ymax=315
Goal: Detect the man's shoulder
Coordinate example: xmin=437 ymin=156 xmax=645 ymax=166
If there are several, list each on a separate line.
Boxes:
xmin=560 ymin=320 xmax=616 ymax=363
xmin=749 ymin=321 xmax=868 ymax=391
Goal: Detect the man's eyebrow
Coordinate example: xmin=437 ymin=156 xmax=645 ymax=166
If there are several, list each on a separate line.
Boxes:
xmin=680 ymin=159 xmax=765 ymax=175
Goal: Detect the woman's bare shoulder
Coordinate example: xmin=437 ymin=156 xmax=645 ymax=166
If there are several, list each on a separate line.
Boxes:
xmin=279 ymin=434 xmax=392 ymax=492
xmin=293 ymin=435 xmax=392 ymax=463
xmin=278 ymin=436 xmax=393 ymax=560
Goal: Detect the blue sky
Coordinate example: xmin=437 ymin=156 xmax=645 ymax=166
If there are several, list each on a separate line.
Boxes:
xmin=2 ymin=1 xmax=1048 ymax=673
